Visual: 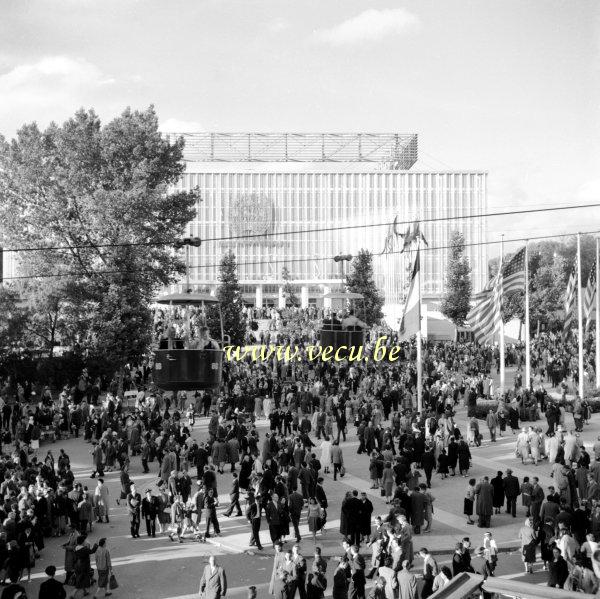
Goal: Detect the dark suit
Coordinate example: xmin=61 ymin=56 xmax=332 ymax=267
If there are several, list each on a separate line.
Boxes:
xmin=289 ymin=491 xmax=304 ymax=542
xmin=333 ymin=566 xmax=349 ymax=599
xmin=503 ymin=475 xmax=520 ymax=517
xmin=141 ymin=495 xmax=159 ymax=536
xmin=199 ymin=564 xmax=227 ymax=599
xmin=126 ymin=492 xmax=142 ymax=537
xmin=39 ymin=577 xmax=67 ymax=599
xmin=530 ymin=484 xmax=545 ymax=528
xmin=246 ymin=502 xmax=263 ymax=549
xmin=224 ymin=478 xmax=241 ymax=517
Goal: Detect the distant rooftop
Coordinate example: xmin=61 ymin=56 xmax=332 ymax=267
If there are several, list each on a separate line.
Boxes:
xmin=163 ymin=132 xmax=418 ymax=169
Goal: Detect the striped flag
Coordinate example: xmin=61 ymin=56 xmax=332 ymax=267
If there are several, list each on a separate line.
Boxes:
xmin=563 ymin=264 xmax=577 ymax=339
xmin=502 ymin=247 xmax=526 ymax=296
xmin=399 ymin=250 xmax=421 ymax=341
xmin=466 ymin=271 xmax=502 ymax=344
xmin=584 ymin=261 xmax=597 ymax=332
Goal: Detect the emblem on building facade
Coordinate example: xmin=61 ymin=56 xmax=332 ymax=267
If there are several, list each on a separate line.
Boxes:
xmin=229 ymin=193 xmax=274 ymax=237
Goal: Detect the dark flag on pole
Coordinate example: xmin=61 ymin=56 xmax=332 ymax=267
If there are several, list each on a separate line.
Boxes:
xmin=401 ymin=221 xmax=428 ymax=253
xmin=380 ymin=216 xmax=401 ymax=255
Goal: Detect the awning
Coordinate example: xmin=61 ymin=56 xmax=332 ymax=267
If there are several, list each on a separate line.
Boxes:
xmin=154 ymin=292 xmax=219 ymax=305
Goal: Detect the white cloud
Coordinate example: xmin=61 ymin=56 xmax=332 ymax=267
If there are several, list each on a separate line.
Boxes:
xmin=578 ymin=179 xmax=600 ymax=202
xmin=0 ymin=56 xmax=115 ymax=136
xmin=158 ymin=118 xmax=204 ymax=133
xmin=314 ymin=8 xmax=419 ymax=46
xmin=267 ymin=18 xmax=290 ymax=33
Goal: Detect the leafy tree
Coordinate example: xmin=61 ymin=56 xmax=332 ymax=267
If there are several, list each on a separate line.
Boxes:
xmin=0 ymin=106 xmax=197 ymax=372
xmin=440 ymin=231 xmax=472 ymax=326
xmin=530 ymin=252 xmax=567 ymax=332
xmin=346 ymin=249 xmax=384 ymax=326
xmin=281 ymin=265 xmax=299 ymax=307
xmin=0 ymin=286 xmax=28 ymax=356
xmin=208 ymin=251 xmax=246 ymax=346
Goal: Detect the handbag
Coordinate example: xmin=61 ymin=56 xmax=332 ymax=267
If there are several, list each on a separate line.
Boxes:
xmin=339 ymin=465 xmax=345 ymax=477
xmin=380 ymin=488 xmax=386 ymax=497
xmin=109 ymin=573 xmax=119 ymax=590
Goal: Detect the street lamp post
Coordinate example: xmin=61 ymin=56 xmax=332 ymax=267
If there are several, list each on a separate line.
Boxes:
xmin=333 ymin=254 xmax=353 ymax=291
xmin=174 ymin=237 xmax=202 ymax=293
xmin=173 ymin=237 xmax=202 ymax=340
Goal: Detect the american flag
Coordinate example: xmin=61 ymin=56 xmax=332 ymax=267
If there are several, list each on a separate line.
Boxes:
xmin=502 ymin=247 xmax=526 ymax=296
xmin=466 ymin=271 xmax=502 ymax=345
xmin=584 ymin=261 xmax=596 ymax=333
xmin=563 ymin=263 xmax=577 ymax=339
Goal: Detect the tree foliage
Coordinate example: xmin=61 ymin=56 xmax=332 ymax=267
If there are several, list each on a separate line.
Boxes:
xmin=208 ymin=251 xmax=246 ymax=346
xmin=485 ymin=235 xmax=597 ymax=332
xmin=529 ymin=252 xmax=567 ymax=332
xmin=281 ymin=265 xmax=299 ymax=307
xmin=0 ymin=106 xmax=197 ymax=370
xmin=346 ymin=249 xmax=384 ymax=326
xmin=440 ymin=231 xmax=472 ymax=326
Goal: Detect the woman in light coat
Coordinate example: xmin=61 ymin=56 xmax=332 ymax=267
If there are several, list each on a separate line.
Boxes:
xmin=319 ymin=437 xmax=332 ymax=474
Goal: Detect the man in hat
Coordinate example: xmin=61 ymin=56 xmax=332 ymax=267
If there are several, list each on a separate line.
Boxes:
xmin=141 ymin=489 xmax=159 ymax=537
xmin=39 ymin=565 xmax=66 ymax=599
xmin=503 ymin=469 xmax=520 ymax=518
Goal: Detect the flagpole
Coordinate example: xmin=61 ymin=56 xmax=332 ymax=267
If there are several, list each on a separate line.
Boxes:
xmin=596 ymin=236 xmax=600 ymax=389
xmin=416 ymin=224 xmax=423 ymax=415
xmin=525 ymin=241 xmax=531 ymax=390
xmin=499 ymin=235 xmax=505 ymax=394
xmin=577 ymin=233 xmax=584 ymax=399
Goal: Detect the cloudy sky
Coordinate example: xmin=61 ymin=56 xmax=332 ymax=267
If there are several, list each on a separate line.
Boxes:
xmin=1 ymin=0 xmax=599 ymax=245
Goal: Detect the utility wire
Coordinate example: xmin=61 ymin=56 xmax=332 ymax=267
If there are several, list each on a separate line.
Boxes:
xmin=2 ymin=201 xmax=600 ymax=254
xmin=4 ymin=227 xmax=599 ymax=282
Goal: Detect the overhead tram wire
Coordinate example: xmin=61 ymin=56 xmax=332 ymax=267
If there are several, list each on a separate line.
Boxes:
xmin=3 ymin=201 xmax=600 ymax=254
xmin=4 ymin=227 xmax=600 ymax=282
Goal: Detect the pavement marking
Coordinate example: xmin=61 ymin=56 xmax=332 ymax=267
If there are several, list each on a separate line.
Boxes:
xmin=470 ymin=454 xmax=553 ymax=487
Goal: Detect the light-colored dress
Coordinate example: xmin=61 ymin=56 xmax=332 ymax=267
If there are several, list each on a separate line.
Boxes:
xmin=263 ymin=397 xmax=272 ymax=419
xmin=320 ymin=440 xmax=332 ymax=467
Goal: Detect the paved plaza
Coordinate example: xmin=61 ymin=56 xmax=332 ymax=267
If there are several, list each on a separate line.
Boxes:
xmin=15 ymin=368 xmax=596 ymax=598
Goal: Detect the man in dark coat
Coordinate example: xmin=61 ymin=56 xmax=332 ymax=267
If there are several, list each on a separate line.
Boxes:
xmin=530 ymin=477 xmax=545 ymax=528
xmin=345 ymin=491 xmax=363 ymax=546
xmin=409 ymin=487 xmax=426 ymax=534
xmin=39 ymin=565 xmax=66 ymax=599
xmin=265 ymin=495 xmax=281 ymax=546
xmin=503 ymin=469 xmax=520 ymax=518
xmin=289 ymin=489 xmax=304 ymax=543
xmin=126 ymin=483 xmax=142 ymax=538
xmin=420 ymin=448 xmax=435 ymax=488
xmin=141 ymin=489 xmax=159 ymax=537
xmin=474 ymin=476 xmax=494 ymax=528
xmin=246 ymin=494 xmax=263 ymax=550
xmin=358 ymin=492 xmax=373 ymax=542
xmin=224 ymin=472 xmax=242 ymax=517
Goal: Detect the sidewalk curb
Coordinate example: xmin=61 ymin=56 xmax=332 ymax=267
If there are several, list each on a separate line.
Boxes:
xmin=204 ymin=536 xmax=522 ymax=557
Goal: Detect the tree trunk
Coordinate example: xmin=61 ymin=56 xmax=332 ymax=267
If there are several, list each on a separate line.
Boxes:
xmin=117 ymin=366 xmax=125 ymax=399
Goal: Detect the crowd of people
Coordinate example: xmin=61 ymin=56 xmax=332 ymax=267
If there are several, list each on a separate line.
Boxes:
xmin=0 ymin=307 xmax=599 ymax=598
